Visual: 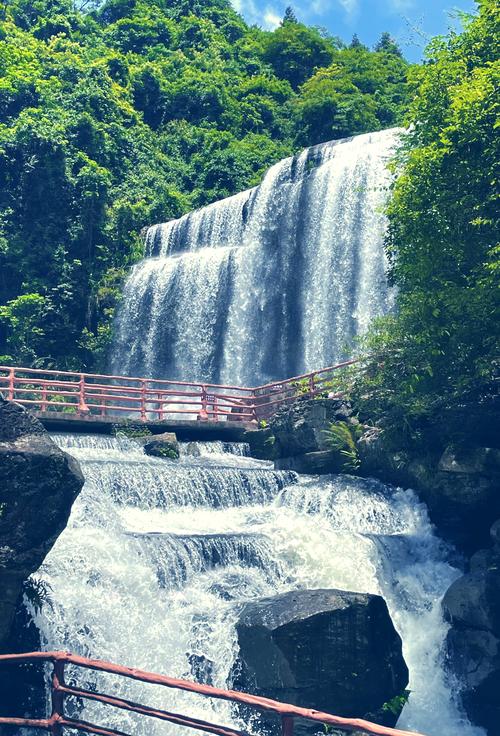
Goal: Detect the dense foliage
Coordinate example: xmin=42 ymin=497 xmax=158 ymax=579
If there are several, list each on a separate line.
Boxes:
xmin=350 ymin=0 xmax=499 ymax=449
xmin=0 ymin=0 xmax=411 ymax=369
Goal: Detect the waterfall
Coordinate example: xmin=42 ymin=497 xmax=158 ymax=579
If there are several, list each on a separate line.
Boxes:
xmin=28 ymin=434 xmax=484 ymax=736
xmin=112 ymin=129 xmax=399 ymax=385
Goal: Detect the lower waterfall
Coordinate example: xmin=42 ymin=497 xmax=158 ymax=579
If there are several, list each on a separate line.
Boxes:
xmin=26 ymin=434 xmax=484 ymax=736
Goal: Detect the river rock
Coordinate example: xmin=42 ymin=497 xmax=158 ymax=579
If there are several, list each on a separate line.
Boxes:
xmin=233 ymin=589 xmax=408 ymax=733
xmin=0 ymin=397 xmax=84 ymax=648
xmin=139 ymin=432 xmax=179 ymax=459
xmin=242 ymin=426 xmax=276 ymax=460
xmin=443 ymin=523 xmax=500 ymax=735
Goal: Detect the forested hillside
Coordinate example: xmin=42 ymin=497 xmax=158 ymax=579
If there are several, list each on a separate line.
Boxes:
xmin=0 ymin=0 xmax=410 ymax=369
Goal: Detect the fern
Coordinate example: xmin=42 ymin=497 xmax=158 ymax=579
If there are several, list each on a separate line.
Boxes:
xmin=323 ymin=421 xmax=361 ymax=470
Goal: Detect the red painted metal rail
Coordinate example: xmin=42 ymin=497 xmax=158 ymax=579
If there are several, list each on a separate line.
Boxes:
xmin=0 ymin=651 xmax=424 ymax=736
xmin=0 ymin=361 xmax=358 ymax=424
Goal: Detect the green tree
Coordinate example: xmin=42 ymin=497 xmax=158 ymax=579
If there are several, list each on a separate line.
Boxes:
xmin=261 ymin=21 xmax=336 ymax=89
xmin=351 ymin=0 xmax=499 ymax=448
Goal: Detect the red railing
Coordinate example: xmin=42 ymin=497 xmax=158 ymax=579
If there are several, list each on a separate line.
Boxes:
xmin=0 ymin=651 xmax=424 ymax=736
xmin=0 ymin=361 xmax=358 ymax=424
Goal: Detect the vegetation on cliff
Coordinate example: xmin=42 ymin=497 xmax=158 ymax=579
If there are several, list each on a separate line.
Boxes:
xmin=350 ymin=0 xmax=499 ymax=450
xmin=0 ymin=0 xmax=410 ymax=370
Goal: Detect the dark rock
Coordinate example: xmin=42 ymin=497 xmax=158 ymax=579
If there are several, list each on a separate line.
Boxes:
xmin=233 ymin=589 xmax=408 ymax=734
xmin=274 ymin=450 xmax=345 ymax=474
xmin=269 ymin=397 xmax=351 ymax=458
xmin=443 ymin=546 xmax=500 ymax=735
xmin=491 ymin=519 xmax=500 ymax=547
xmin=0 ymin=398 xmax=84 ymax=717
xmin=438 ymin=446 xmax=500 ymax=475
xmin=0 ymin=398 xmax=84 ymax=647
xmin=357 ymin=429 xmax=500 ymax=555
xmin=242 ymin=427 xmax=276 ymax=461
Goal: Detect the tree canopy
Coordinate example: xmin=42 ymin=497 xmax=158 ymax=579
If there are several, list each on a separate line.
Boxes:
xmin=0 ymin=0 xmax=411 ymax=369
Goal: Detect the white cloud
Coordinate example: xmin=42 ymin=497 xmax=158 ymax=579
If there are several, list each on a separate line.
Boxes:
xmin=337 ymin=0 xmax=359 ymax=15
xmin=388 ymin=0 xmax=415 ymax=10
xmin=263 ymin=8 xmax=283 ymax=27
xmin=232 ymin=0 xmax=361 ymax=28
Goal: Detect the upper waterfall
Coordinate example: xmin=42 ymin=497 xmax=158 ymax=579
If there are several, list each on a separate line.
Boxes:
xmin=111 ymin=128 xmax=401 ymax=385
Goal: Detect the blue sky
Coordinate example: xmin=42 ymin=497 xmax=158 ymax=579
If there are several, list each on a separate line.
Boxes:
xmin=231 ymin=0 xmax=477 ymax=61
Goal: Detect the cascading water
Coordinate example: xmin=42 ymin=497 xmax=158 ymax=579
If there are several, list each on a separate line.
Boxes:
xmin=24 ymin=129 xmax=483 ymax=736
xmin=28 ymin=434 xmax=484 ymax=736
xmin=112 ymin=129 xmax=399 ymax=385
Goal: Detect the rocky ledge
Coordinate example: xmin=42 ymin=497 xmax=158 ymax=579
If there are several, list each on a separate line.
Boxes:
xmin=443 ymin=518 xmax=500 ymax=735
xmin=0 ymin=397 xmax=84 ymax=651
xmin=233 ymin=588 xmax=408 ymax=734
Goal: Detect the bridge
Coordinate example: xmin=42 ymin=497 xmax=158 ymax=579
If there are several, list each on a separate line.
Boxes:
xmin=0 ymin=651 xmax=424 ymax=736
xmin=0 ymin=362 xmax=357 ymax=437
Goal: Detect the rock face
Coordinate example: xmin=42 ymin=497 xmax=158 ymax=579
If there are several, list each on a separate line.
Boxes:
xmin=233 ymin=589 xmax=408 ymax=733
xmin=0 ymin=397 xmax=84 ymax=649
xmin=358 ymin=428 xmax=500 ymax=555
xmin=270 ymin=397 xmax=351 ymax=458
xmin=128 ymin=430 xmax=179 ymax=458
xmin=443 ymin=520 xmax=500 ymax=735
xmin=246 ymin=397 xmax=354 ymax=470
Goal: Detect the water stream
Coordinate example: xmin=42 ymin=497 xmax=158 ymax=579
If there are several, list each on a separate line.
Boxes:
xmin=27 ymin=434 xmax=482 ymax=736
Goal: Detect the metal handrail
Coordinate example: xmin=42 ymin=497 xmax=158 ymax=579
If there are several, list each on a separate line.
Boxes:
xmin=0 ymin=360 xmax=359 ymax=423
xmin=0 ymin=651 xmax=424 ymax=736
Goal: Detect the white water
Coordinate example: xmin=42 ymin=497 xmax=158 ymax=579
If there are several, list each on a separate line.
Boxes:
xmin=28 ymin=434 xmax=483 ymax=736
xmin=112 ymin=129 xmax=399 ymax=385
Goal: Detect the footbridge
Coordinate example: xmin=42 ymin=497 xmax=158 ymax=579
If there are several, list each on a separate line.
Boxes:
xmin=0 ymin=362 xmax=357 ymax=438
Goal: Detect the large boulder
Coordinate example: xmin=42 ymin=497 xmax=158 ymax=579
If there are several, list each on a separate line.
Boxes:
xmin=0 ymin=397 xmax=84 ymax=649
xmin=443 ymin=520 xmax=500 ymax=735
xmin=233 ymin=589 xmax=408 ymax=734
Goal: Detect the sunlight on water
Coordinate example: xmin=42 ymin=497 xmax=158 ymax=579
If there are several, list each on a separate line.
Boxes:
xmin=26 ymin=433 xmax=485 ymax=736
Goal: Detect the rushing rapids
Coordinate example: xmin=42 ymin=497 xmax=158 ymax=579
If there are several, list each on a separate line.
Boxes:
xmin=112 ymin=129 xmax=399 ymax=385
xmin=28 ymin=434 xmax=484 ymax=736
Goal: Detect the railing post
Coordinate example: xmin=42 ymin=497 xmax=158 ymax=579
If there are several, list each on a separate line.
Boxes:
xmin=78 ymin=374 xmax=89 ymax=416
xmin=50 ymin=658 xmax=65 ymax=735
xmin=308 ymin=372 xmax=315 ymax=396
xmin=198 ymin=385 xmax=209 ymax=421
xmin=7 ymin=367 xmax=15 ymax=401
xmin=41 ymin=382 xmax=48 ymax=412
xmin=282 ymin=715 xmax=294 ymax=735
xmin=250 ymin=391 xmax=259 ymax=424
xmin=140 ymin=379 xmax=147 ymax=421
xmin=158 ymin=392 xmax=164 ymax=422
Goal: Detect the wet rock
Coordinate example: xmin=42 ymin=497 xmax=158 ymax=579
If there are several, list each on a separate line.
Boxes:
xmin=0 ymin=398 xmax=84 ymax=718
xmin=357 ymin=429 xmax=500 ymax=554
xmin=138 ymin=432 xmax=179 ymax=459
xmin=0 ymin=398 xmax=84 ymax=647
xmin=274 ymin=450 xmax=345 ymax=474
xmin=242 ymin=427 xmax=276 ymax=461
xmin=443 ymin=522 xmax=500 ymax=735
xmin=233 ymin=588 xmax=408 ymax=734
